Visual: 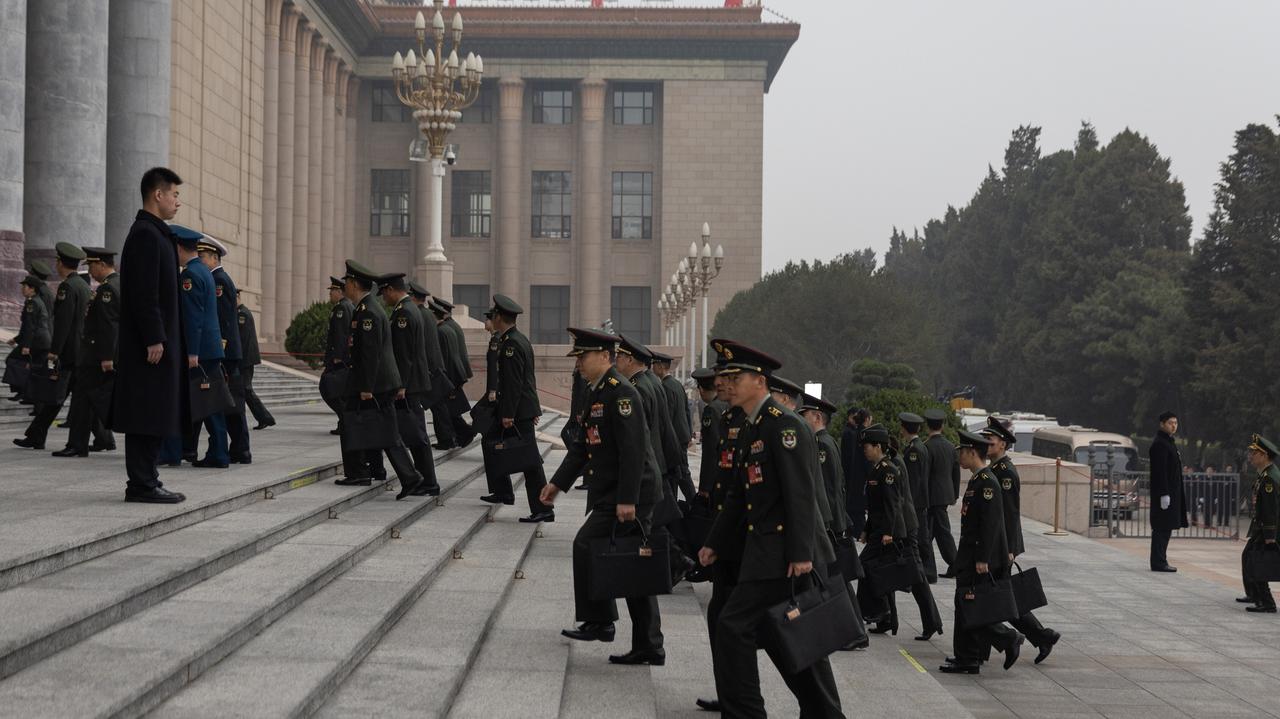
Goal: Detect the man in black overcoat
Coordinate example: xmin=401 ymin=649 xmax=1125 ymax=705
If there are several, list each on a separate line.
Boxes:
xmin=1149 ymin=411 xmax=1187 ymax=572
xmin=112 ymin=168 xmax=187 ymax=504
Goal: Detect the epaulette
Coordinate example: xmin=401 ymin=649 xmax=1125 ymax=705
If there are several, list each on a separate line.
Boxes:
xmin=767 ymin=406 xmax=783 ymax=417
xmin=607 ymin=377 xmax=619 ymax=386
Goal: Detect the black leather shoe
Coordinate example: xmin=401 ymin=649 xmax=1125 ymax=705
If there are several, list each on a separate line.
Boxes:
xmin=561 ymin=622 xmax=615 ymax=642
xmin=408 ymin=484 xmax=441 ymax=497
xmin=695 ymin=698 xmax=721 ymax=712
xmin=1246 ymin=605 xmax=1277 ymax=613
xmin=672 ymin=555 xmax=696 ymax=586
xmin=939 ymin=662 xmax=980 ymax=674
xmin=840 ymin=639 xmax=870 ymax=651
xmin=573 ymin=482 xmax=588 ymax=490
xmin=192 ymin=458 xmax=229 ymax=469
xmin=1237 ymin=596 xmax=1256 ymax=603
xmin=12 ymin=438 xmax=43 ymax=449
xmin=481 ymin=494 xmax=516 ymax=506
xmin=432 ymin=441 xmax=456 ymax=451
xmin=396 ymin=477 xmax=422 ymax=500
xmin=51 ymin=447 xmax=88 ymax=458
xmin=608 ymin=649 xmax=665 ymax=666
xmin=253 ymin=420 xmax=276 ymax=430
xmin=125 ymin=487 xmax=186 ymax=504
xmin=940 ymin=567 xmax=958 ymax=579
xmin=1151 ymin=565 xmax=1177 ymax=572
xmin=329 ymin=428 xmax=342 ymax=436
xmin=230 ymin=455 xmax=252 ymax=465
xmin=334 ymin=477 xmax=373 ymax=486
xmin=519 ymin=511 xmax=555 ymax=523
xmin=1034 ymin=630 xmax=1060 ymax=664
xmin=685 ymin=566 xmax=711 ymax=583
xmin=915 ymin=628 xmax=943 ymax=641
xmin=1003 ymin=634 xmax=1025 ymax=670
xmin=868 ymin=623 xmax=897 ymax=636
xmin=89 ymin=442 xmax=116 ymax=452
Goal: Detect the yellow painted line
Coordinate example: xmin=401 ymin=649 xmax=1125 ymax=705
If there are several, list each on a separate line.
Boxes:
xmin=290 ymin=475 xmax=321 ymax=490
xmin=899 ymin=648 xmax=927 ymax=673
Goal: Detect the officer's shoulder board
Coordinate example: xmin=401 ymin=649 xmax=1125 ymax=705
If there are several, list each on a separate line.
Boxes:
xmin=606 ymin=376 xmax=619 ymax=386
xmin=767 ymin=406 xmax=782 ymax=418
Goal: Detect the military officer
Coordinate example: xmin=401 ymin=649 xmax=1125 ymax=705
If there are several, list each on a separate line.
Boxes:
xmin=6 ymin=276 xmax=50 ymax=400
xmin=856 ymin=424 xmax=909 ymax=630
xmin=333 ymin=260 xmax=422 ymax=500
xmin=195 ymin=236 xmax=250 ymax=464
xmin=981 ymin=416 xmax=1061 ymax=660
xmin=323 ymin=275 xmax=355 ymax=435
xmin=237 ymin=302 xmax=275 ymax=431
xmin=652 ymin=351 xmax=697 ymax=502
xmin=406 ymin=281 xmax=453 ymax=446
xmin=769 ymin=375 xmax=841 ymax=536
xmin=542 ymin=327 xmax=666 ymax=665
xmin=940 ymin=429 xmax=1023 ymax=674
xmin=17 ymin=243 xmax=89 ymax=450
xmin=26 ymin=259 xmax=55 ymax=315
xmin=53 ymin=247 xmax=119 ymax=457
xmin=924 ymin=408 xmax=961 ymax=579
xmin=478 ymin=295 xmax=553 ymax=522
xmin=693 ymin=367 xmax=727 ymax=496
xmin=1240 ymin=434 xmax=1280 ymax=613
xmin=428 ymin=298 xmax=472 ymax=449
xmin=900 ymin=412 xmax=932 ymax=575
xmin=381 ymin=273 xmax=440 ymax=497
xmin=159 ymin=226 xmax=228 ymax=467
xmin=698 ymin=340 xmax=844 ymax=719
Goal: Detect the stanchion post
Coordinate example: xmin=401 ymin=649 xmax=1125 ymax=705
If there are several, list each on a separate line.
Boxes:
xmin=1045 ymin=458 xmax=1070 ymax=536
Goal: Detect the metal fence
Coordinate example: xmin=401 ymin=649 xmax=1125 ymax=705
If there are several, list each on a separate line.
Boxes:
xmin=1089 ymin=470 xmax=1248 ymax=539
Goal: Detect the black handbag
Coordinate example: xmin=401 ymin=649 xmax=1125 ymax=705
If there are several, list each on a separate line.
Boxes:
xmin=86 ymin=374 xmax=115 ymax=419
xmin=3 ymin=350 xmax=30 ymax=389
xmin=483 ymin=427 xmax=542 ymax=475
xmin=588 ymin=522 xmax=673 ymax=600
xmin=957 ymin=575 xmax=1020 ymax=630
xmin=1010 ymin=562 xmax=1047 ymax=614
xmin=342 ymin=397 xmax=401 ymax=452
xmin=651 ymin=477 xmax=684 ymax=527
xmin=319 ymin=368 xmax=349 ymax=414
xmin=863 ymin=542 xmax=923 ymax=596
xmin=760 ymin=572 xmax=864 ymax=674
xmin=469 ymin=401 xmax=495 ymax=436
xmin=422 ymin=368 xmax=453 ymax=408
xmin=394 ymin=397 xmax=428 ymax=447
xmin=1244 ymin=544 xmax=1280 ymax=582
xmin=446 ymin=389 xmax=471 ymax=416
xmin=188 ymin=364 xmax=236 ymax=422
xmin=26 ymin=358 xmax=69 ymax=405
xmin=832 ymin=536 xmax=865 ymax=581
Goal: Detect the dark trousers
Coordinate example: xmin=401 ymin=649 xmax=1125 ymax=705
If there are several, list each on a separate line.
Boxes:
xmin=926 ymin=505 xmax=958 ymax=571
xmin=917 ymin=513 xmax=937 ymax=581
xmin=125 ymin=434 xmax=164 ymax=494
xmin=707 ymin=559 xmax=740 ymax=655
xmin=571 ymin=510 xmax=664 ymax=652
xmin=406 ymin=394 xmax=440 ymax=492
xmin=340 ymin=393 xmax=421 ymax=484
xmin=483 ymin=418 xmax=550 ymax=514
xmin=713 ymin=574 xmax=845 ymax=719
xmin=952 ymin=583 xmax=1020 ymax=664
xmin=430 ymin=401 xmax=457 ymax=446
xmin=221 ymin=364 xmax=250 ymax=460
xmin=674 ymin=455 xmax=697 ymax=503
xmin=162 ymin=413 xmax=228 ymax=464
xmin=1242 ymin=536 xmax=1275 ymax=608
xmin=1150 ymin=528 xmax=1172 ymax=569
xmin=855 ymin=539 xmax=941 ymax=633
xmin=65 ymin=370 xmax=113 ymax=451
xmin=25 ymin=366 xmax=73 ymax=445
xmin=241 ymin=366 xmax=274 ymax=426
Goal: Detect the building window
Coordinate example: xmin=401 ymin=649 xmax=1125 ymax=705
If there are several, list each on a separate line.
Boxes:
xmin=372 ymin=86 xmax=412 ymax=123
xmin=612 ymin=85 xmax=655 ymax=125
xmin=532 ymin=171 xmax=572 ymax=239
xmin=532 ymin=86 xmax=573 ymax=125
xmin=370 ymin=169 xmax=411 ymax=236
xmin=450 ymin=171 xmax=491 ymax=238
xmin=458 ymin=87 xmax=494 ymax=124
xmin=611 ymin=172 xmax=653 ymax=240
xmin=453 ymin=284 xmax=490 ymax=321
xmin=611 ymin=286 xmax=651 ymax=344
xmin=530 ymin=285 xmax=571 ymax=344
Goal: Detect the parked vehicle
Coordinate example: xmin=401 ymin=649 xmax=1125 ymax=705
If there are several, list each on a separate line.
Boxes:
xmin=1031 ymin=426 xmax=1140 ymax=520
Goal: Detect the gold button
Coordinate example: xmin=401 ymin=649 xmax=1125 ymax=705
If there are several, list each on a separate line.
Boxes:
xmin=748 ymin=524 xmax=754 ymax=531
xmin=747 ymin=503 xmax=752 ymax=510
xmin=717 ymin=504 xmax=723 ymax=511
xmin=776 ymin=524 xmax=783 ymax=531
xmin=587 ymin=470 xmax=593 ymax=475
xmin=587 ymin=453 xmax=592 ymax=459
xmin=715 ymin=483 xmax=721 ymax=489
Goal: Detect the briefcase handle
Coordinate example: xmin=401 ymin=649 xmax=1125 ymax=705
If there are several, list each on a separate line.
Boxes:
xmin=191 ymin=363 xmax=211 ymax=389
xmin=782 ymin=571 xmax=828 ymax=620
xmin=609 ymin=520 xmax=653 ymax=555
xmin=963 ymin=572 xmax=1000 ymax=593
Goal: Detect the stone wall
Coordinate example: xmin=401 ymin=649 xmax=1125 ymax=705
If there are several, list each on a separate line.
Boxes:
xmin=1010 ymin=452 xmax=1094 ymax=535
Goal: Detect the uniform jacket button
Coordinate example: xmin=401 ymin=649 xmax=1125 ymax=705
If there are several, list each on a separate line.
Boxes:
xmin=587 ymin=470 xmax=593 ymax=475
xmin=747 ymin=524 xmax=754 ymax=532
xmin=776 ymin=524 xmax=783 ymax=532
xmin=747 ymin=503 xmax=752 ymax=510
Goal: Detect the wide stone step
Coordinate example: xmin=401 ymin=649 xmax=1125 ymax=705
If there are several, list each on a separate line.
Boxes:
xmin=0 ymin=446 xmax=495 ymax=718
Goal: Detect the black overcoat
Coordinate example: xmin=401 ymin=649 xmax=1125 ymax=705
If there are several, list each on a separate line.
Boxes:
xmin=1149 ymin=431 xmax=1189 ymax=531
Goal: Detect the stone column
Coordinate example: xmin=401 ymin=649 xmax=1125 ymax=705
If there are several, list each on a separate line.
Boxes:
xmin=413 ymin=157 xmax=433 ymax=283
xmin=0 ymin=0 xmax=25 ymax=325
xmin=274 ymin=7 xmax=300 ymax=338
xmin=259 ymin=0 xmax=284 ymax=340
xmin=320 ymin=52 xmax=337 ymax=281
xmin=24 ymin=0 xmax=109 ymax=262
xmin=345 ymin=78 xmax=360 ymax=262
xmin=495 ymin=78 xmax=524 ymax=300
xmin=105 ymin=0 xmax=172 ymax=254
xmin=576 ymin=79 xmax=606 ymax=328
xmin=290 ymin=23 xmax=314 ymax=323
xmin=307 ymin=40 xmax=325 ymax=299
xmin=334 ymin=66 xmax=348 ymax=270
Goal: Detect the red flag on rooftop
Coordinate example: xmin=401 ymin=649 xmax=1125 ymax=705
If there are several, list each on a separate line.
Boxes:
xmin=725 ymin=0 xmax=743 ymax=6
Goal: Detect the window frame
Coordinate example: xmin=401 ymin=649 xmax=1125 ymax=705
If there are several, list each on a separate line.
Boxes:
xmin=611 ymin=171 xmax=653 ymax=240
xmin=369 ymin=169 xmax=412 ymax=237
xmin=532 ymin=86 xmax=574 ymax=125
xmin=531 ymin=171 xmax=573 ymax=240
xmin=529 ymin=285 xmax=571 ymax=344
xmin=452 ymin=284 xmax=490 ymax=321
xmin=610 ymin=286 xmax=652 ymax=345
xmin=458 ymin=86 xmax=494 ymax=124
xmin=611 ymin=84 xmax=655 ymax=126
xmin=450 ymin=170 xmax=492 ymax=239
xmin=372 ymin=86 xmax=412 ymax=123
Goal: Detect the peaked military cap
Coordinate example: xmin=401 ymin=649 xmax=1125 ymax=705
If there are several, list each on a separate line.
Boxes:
xmin=709 ymin=337 xmax=733 ymax=368
xmin=956 ymin=429 xmax=993 ymax=450
xmin=799 ymin=393 xmax=837 ymax=416
xmin=329 ymin=276 xmax=345 ymax=290
xmin=860 ymin=423 xmax=891 ymax=445
xmin=899 ymin=411 xmax=925 ymax=427
xmin=377 ymin=273 xmax=407 ymax=292
xmin=714 ymin=340 xmax=781 ymax=377
xmin=27 ymin=260 xmax=51 ymax=280
xmin=20 ymin=274 xmax=43 ymax=289
xmin=435 ymin=297 xmax=455 ymax=312
xmin=169 ymin=224 xmax=204 ymax=249
xmin=768 ymin=375 xmax=803 ymax=397
xmin=407 ymin=280 xmax=430 ymax=299
xmin=490 ymin=294 xmax=522 ymax=316
xmin=565 ymin=327 xmax=617 ymax=356
xmin=427 ymin=298 xmax=447 ymax=316
xmin=55 ymin=242 xmax=87 ymax=264
xmin=1249 ymin=434 xmax=1279 ymax=459
xmin=650 ymin=350 xmax=674 ymax=365
xmin=922 ymin=408 xmax=947 ymax=422
xmin=82 ymin=246 xmax=116 ymax=264
xmin=616 ymin=334 xmax=654 ymax=363
xmin=195 ymin=235 xmax=227 ymax=257
xmin=980 ymin=416 xmax=1017 ymax=445
xmin=343 ymin=259 xmax=379 ymax=285
xmin=691 ymin=367 xmax=717 ymax=389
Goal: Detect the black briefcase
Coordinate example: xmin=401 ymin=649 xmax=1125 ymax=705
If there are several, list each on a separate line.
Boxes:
xmin=1244 ymin=544 xmax=1280 ymax=582
xmin=319 ymin=368 xmax=349 ymax=414
xmin=483 ymin=428 xmax=542 ymax=475
xmin=588 ymin=523 xmax=673 ymax=600
xmin=957 ymin=575 xmax=1020 ymax=630
xmin=227 ymin=369 xmax=246 ymax=414
xmin=394 ymin=397 xmax=428 ymax=447
xmin=1010 ymin=562 xmax=1047 ymax=613
xmin=679 ymin=501 xmax=714 ymax=551
xmin=863 ymin=543 xmax=923 ymax=596
xmin=760 ymin=572 xmax=864 ymax=674
xmin=447 ymin=389 xmax=471 ymax=416
xmin=86 ymin=374 xmax=115 ymax=419
xmin=469 ymin=401 xmax=495 ymax=436
xmin=651 ymin=478 xmax=684 ymax=527
xmin=3 ymin=351 xmax=30 ymax=389
xmin=26 ymin=359 xmax=69 ymax=405
xmin=189 ymin=364 xmax=236 ymax=422
xmin=422 ymin=368 xmax=453 ymax=408
xmin=342 ymin=398 xmax=401 ymax=452
xmin=832 ymin=536 xmax=865 ymax=581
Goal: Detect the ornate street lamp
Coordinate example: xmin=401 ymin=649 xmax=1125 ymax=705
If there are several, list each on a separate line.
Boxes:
xmin=391 ymin=0 xmax=483 ymax=281
xmin=687 ymin=223 xmax=724 ymax=368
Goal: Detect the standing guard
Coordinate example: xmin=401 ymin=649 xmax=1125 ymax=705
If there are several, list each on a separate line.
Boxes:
xmin=17 ymin=243 xmax=88 ymax=450
xmin=53 ymin=246 xmax=119 ymax=457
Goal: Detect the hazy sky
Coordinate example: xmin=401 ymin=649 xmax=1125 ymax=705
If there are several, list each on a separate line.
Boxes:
xmin=760 ymin=0 xmax=1280 ymax=273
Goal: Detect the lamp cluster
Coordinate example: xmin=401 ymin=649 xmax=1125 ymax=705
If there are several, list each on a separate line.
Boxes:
xmin=390 ymin=0 xmax=484 ymax=159
xmin=659 ymin=223 xmax=725 ymax=374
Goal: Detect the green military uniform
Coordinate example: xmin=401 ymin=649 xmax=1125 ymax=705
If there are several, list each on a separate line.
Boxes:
xmin=27 ymin=260 xmax=55 ymax=316
xmin=900 ymin=413 xmax=933 ymax=584
xmin=321 ymin=276 xmax=355 ymax=429
xmin=14 ymin=276 xmax=52 ymax=365
xmin=23 ymin=244 xmax=89 ymax=448
xmin=383 ymin=274 xmax=439 ymax=496
xmin=923 ymin=408 xmax=961 ymax=578
xmin=856 ymin=426 xmax=911 ymax=628
xmin=482 ymin=294 xmax=550 ymax=516
xmin=1243 ymin=435 xmax=1280 ymax=611
xmin=61 ymin=247 xmax=119 ymax=455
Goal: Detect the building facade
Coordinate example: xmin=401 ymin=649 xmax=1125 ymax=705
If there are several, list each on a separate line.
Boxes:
xmin=0 ymin=0 xmax=797 ymax=345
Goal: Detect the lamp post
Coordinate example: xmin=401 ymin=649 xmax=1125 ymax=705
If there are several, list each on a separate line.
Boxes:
xmin=391 ymin=0 xmax=483 ymax=295
xmin=686 ymin=223 xmax=724 ymax=368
